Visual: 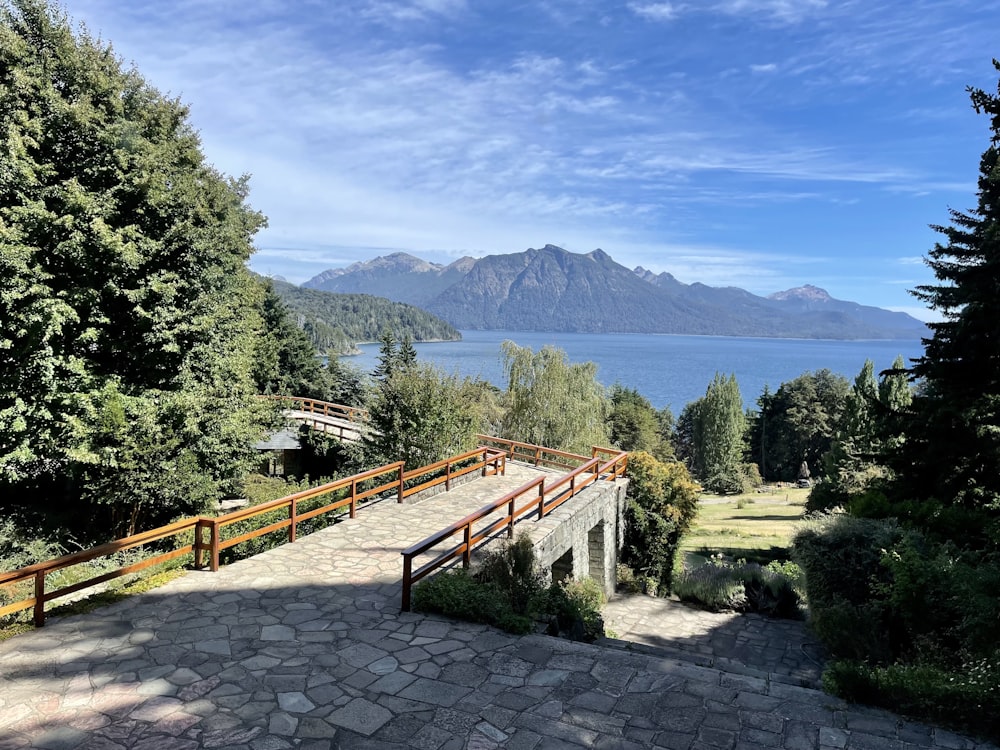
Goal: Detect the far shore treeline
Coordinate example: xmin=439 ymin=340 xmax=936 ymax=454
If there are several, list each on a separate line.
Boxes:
xmin=3 ymin=4 xmax=1000 ymax=741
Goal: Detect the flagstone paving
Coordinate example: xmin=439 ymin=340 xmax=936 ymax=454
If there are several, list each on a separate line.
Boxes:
xmin=0 ymin=466 xmax=994 ymax=750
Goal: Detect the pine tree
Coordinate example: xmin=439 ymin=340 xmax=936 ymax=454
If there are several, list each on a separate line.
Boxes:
xmin=900 ymin=60 xmax=1000 ymax=509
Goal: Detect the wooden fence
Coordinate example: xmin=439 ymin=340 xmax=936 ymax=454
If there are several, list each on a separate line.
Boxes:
xmin=0 ymin=447 xmax=505 ymax=628
xmin=400 ymin=439 xmax=627 ymax=611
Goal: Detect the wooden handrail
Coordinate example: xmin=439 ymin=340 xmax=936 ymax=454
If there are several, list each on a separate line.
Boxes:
xmin=260 ymin=395 xmax=369 ymax=423
xmin=400 ymin=444 xmax=628 ymax=611
xmin=0 ymin=447 xmax=506 ymax=628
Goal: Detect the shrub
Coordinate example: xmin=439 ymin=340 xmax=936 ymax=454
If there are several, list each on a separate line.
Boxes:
xmin=413 ymin=535 xmax=608 ymax=640
xmin=824 ymin=656 xmax=1000 ymax=744
xmin=478 ymin=533 xmax=545 ymax=615
xmin=622 ymin=451 xmax=700 ymax=594
xmin=413 ymin=534 xmax=543 ymax=635
xmin=672 ymin=557 xmax=801 ymax=618
xmin=792 ymin=514 xmax=903 ymax=662
xmin=411 ymin=569 xmax=504 ymax=626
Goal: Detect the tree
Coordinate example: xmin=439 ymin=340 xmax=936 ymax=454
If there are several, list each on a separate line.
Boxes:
xmin=895 ymin=61 xmax=1000 ymax=511
xmin=621 ymin=451 xmax=700 ymax=594
xmin=499 ymin=342 xmax=609 ymax=453
xmin=363 ymin=338 xmax=489 ymax=469
xmin=607 ymin=385 xmax=659 ymax=452
xmin=749 ymin=370 xmax=850 ymax=482
xmin=810 ymin=357 xmax=912 ymax=511
xmin=252 ymin=280 xmax=359 ymax=402
xmin=679 ymin=373 xmax=747 ymax=493
xmin=0 ymin=1 xmax=270 ymax=538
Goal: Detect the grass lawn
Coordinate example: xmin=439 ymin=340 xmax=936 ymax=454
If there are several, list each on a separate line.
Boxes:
xmin=680 ymin=485 xmax=810 ymax=566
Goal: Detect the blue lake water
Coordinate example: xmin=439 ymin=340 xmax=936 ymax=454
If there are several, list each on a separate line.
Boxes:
xmin=342 ymin=330 xmax=925 ymax=414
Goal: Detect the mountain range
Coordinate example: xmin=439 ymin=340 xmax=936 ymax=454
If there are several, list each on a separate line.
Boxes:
xmin=301 ymin=245 xmax=927 ymax=340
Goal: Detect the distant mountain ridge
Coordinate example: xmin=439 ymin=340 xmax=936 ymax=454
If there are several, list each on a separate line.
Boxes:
xmin=302 ymin=245 xmax=927 ymax=340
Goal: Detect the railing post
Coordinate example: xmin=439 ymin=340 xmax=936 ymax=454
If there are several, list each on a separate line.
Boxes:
xmin=445 ymin=460 xmax=451 ymax=491
xmin=481 ymin=449 xmax=487 ymax=477
xmin=350 ymin=478 xmax=358 ymax=518
xmin=289 ymin=497 xmax=297 ymax=544
xmin=570 ymin=474 xmax=576 ymax=498
xmin=508 ymin=497 xmax=515 ymax=539
xmin=194 ymin=520 xmax=204 ymax=569
xmin=397 ymin=464 xmax=405 ymax=503
xmin=534 ymin=446 xmax=541 ymax=467
xmin=537 ymin=481 xmax=545 ymax=519
xmin=401 ymin=554 xmax=413 ymax=611
xmin=462 ymin=525 xmax=472 ymax=568
xmin=210 ymin=520 xmax=220 ymax=572
xmin=33 ymin=570 xmax=45 ymax=628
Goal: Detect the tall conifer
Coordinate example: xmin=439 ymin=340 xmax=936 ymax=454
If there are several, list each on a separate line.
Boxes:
xmin=902 ymin=60 xmax=1000 ymax=509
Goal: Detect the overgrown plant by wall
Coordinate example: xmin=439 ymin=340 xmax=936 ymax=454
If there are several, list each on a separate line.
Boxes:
xmin=412 ymin=534 xmax=606 ymax=641
xmin=620 ymin=451 xmax=700 ymax=594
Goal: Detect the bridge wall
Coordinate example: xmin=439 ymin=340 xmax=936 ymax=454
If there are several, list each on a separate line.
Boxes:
xmin=519 ymin=478 xmax=628 ymax=600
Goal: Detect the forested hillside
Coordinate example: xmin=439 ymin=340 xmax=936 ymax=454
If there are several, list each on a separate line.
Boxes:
xmin=269 ymin=279 xmax=461 ymax=354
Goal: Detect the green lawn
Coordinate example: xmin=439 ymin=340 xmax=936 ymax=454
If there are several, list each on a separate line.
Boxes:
xmin=680 ymin=486 xmax=810 ymax=565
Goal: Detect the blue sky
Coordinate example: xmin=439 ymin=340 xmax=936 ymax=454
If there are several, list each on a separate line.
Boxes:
xmin=69 ymin=0 xmax=1000 ymax=321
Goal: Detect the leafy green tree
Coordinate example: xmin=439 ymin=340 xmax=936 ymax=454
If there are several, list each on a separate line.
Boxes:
xmin=607 ymin=385 xmax=659 ymax=452
xmin=679 ymin=373 xmax=747 ymax=493
xmin=0 ymin=1 xmax=270 ymax=538
xmin=499 ymin=342 xmax=609 ymax=453
xmin=621 ymin=451 xmax=700 ymax=593
xmin=750 ymin=369 xmax=850 ymax=482
xmin=810 ymin=357 xmax=912 ymax=510
xmin=891 ymin=63 xmax=1000 ymax=511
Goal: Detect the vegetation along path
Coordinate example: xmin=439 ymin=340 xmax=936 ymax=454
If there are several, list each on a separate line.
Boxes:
xmin=0 ymin=467 xmax=992 ymax=749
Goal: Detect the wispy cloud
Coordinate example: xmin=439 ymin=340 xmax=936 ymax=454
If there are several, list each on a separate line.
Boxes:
xmin=67 ymin=0 xmax=999 ymax=314
xmin=628 ymin=2 xmax=679 ymax=22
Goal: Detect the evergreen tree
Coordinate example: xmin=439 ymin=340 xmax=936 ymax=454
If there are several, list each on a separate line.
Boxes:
xmin=607 ymin=385 xmax=660 ymax=452
xmin=898 ymin=60 xmax=1000 ymax=510
xmin=0 ymin=1 xmax=270 ymax=538
xmin=749 ymin=370 xmax=850 ymax=482
xmin=810 ymin=356 xmax=912 ymax=511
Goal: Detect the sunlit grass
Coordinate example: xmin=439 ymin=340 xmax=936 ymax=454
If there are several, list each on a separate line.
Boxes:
xmin=680 ymin=486 xmax=810 ymax=565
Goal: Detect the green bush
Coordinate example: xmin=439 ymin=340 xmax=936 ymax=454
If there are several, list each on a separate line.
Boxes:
xmin=673 ymin=557 xmax=802 ymax=618
xmin=824 ymin=656 xmax=1000 ymax=743
xmin=622 ymin=451 xmax=700 ymax=594
xmin=413 ymin=535 xmax=607 ymax=640
xmin=411 ymin=569 xmax=508 ymax=626
xmin=543 ymin=577 xmax=607 ymax=641
xmin=478 ymin=534 xmax=545 ymax=615
xmin=412 ymin=534 xmax=543 ymax=635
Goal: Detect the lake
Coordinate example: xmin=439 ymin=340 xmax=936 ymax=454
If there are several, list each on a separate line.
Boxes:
xmin=342 ymin=330 xmax=925 ymax=414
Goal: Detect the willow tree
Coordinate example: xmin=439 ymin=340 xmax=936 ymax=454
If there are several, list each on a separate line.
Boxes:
xmin=499 ymin=342 xmax=609 ymax=454
xmin=0 ymin=0 xmax=271 ymax=538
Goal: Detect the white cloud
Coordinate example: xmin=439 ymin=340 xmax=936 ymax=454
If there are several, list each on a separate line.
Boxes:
xmin=628 ymin=2 xmax=680 ymax=22
xmin=713 ymin=0 xmax=827 ymax=23
xmin=750 ymin=63 xmax=778 ymax=73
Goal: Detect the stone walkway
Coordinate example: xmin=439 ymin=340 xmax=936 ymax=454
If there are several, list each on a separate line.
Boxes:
xmin=601 ymin=595 xmax=825 ymax=688
xmin=0 ymin=468 xmax=995 ymax=750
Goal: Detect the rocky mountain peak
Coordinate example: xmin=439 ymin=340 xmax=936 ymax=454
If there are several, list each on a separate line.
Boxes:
xmin=769 ymin=284 xmax=834 ymax=303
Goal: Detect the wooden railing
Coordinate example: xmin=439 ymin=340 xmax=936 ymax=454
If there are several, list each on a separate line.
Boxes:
xmin=260 ymin=395 xmax=369 ymax=423
xmin=400 ymin=440 xmax=628 ymax=611
xmin=0 ymin=447 xmax=505 ymax=628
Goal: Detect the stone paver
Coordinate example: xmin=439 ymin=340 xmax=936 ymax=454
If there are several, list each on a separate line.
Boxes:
xmin=0 ymin=464 xmax=995 ymax=749
xmin=601 ymin=592 xmax=826 ymax=687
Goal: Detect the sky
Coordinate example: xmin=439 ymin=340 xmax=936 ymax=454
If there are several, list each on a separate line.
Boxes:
xmin=67 ymin=0 xmax=1000 ymax=322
